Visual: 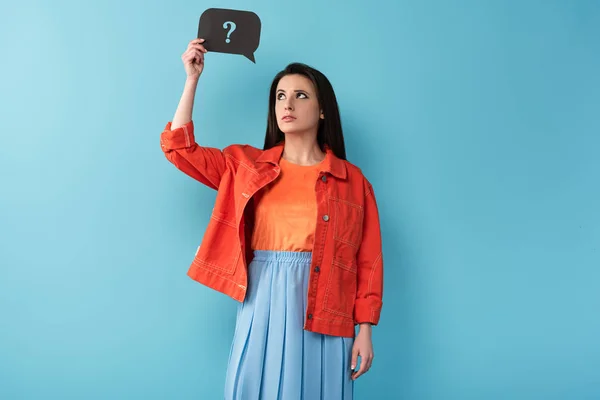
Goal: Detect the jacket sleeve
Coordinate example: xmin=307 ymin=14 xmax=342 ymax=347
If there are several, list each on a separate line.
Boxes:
xmin=354 ymin=179 xmax=384 ymax=326
xmin=159 ymin=120 xmax=226 ymax=190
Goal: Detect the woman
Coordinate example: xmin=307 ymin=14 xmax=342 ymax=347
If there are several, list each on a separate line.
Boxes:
xmin=160 ymin=38 xmax=384 ymax=399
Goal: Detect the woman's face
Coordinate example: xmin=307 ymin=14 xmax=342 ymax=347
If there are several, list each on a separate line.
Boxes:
xmin=274 ymin=74 xmax=324 ymax=136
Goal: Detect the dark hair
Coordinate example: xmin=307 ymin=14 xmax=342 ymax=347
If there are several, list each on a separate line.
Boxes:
xmin=263 ymin=62 xmax=347 ymax=160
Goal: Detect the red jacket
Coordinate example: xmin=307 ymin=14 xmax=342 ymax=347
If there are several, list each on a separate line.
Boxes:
xmin=160 ymin=120 xmax=384 ymax=338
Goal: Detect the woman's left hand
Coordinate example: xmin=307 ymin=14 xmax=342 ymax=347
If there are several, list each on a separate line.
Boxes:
xmin=351 ymin=324 xmax=374 ymax=380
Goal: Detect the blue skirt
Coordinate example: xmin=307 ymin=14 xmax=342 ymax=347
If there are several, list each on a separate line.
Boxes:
xmin=224 ymin=250 xmax=354 ymax=400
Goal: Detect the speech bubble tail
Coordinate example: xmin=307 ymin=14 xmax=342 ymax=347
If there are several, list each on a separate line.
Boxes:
xmin=245 ymin=53 xmax=256 ymax=63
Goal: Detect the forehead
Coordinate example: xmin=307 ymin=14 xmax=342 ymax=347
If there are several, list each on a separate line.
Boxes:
xmin=276 ymin=74 xmax=315 ymax=92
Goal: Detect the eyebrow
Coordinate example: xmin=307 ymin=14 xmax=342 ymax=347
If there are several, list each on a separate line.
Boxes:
xmin=276 ymin=89 xmax=309 ymax=93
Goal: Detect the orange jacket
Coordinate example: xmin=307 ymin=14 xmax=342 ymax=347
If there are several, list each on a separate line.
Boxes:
xmin=160 ymin=120 xmax=384 ymax=338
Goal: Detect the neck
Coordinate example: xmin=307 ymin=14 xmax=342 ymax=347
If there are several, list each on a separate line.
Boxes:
xmin=281 ymin=132 xmax=325 ymax=165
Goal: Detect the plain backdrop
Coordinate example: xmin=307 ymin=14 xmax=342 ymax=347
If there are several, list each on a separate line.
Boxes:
xmin=1 ymin=0 xmax=599 ymax=399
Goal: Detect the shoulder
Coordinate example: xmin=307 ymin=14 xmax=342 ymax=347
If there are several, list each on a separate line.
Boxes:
xmin=340 ymin=159 xmax=374 ymax=195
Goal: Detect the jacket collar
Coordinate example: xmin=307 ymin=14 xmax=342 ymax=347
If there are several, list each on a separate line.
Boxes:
xmin=256 ymin=141 xmax=347 ymax=179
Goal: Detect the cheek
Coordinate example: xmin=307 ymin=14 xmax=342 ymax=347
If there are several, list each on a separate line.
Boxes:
xmin=294 ymin=101 xmax=312 ymax=114
xmin=275 ymin=102 xmax=285 ymax=116
xmin=300 ymin=105 xmax=320 ymax=121
xmin=307 ymin=101 xmax=321 ymax=118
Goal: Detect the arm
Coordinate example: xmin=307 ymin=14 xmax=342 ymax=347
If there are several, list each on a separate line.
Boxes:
xmin=160 ymin=76 xmax=226 ymax=190
xmin=172 ymin=75 xmax=198 ymax=129
xmin=351 ymin=183 xmax=382 ymax=380
xmin=354 ymin=179 xmax=384 ymax=327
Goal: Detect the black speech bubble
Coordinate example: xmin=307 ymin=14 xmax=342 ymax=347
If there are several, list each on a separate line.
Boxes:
xmin=197 ymin=8 xmax=261 ymax=63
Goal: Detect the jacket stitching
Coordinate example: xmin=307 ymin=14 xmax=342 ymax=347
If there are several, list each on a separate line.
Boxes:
xmin=326 ymin=256 xmax=357 ymax=318
xmin=191 ymin=259 xmax=246 ymax=289
xmin=323 ymin=263 xmax=354 ymax=318
xmin=329 ymin=196 xmax=363 ymax=210
xmin=323 ymin=193 xmax=359 ymax=318
xmin=193 ymin=257 xmax=232 ymax=272
xmin=334 ymin=237 xmax=359 ymax=249
xmin=332 ymin=200 xmax=363 ymax=248
xmin=193 ymin=248 xmax=241 ymax=273
xmin=314 ymin=315 xmax=353 ymax=325
xmin=210 ymin=214 xmax=237 ymax=228
xmin=318 ymin=192 xmax=331 ymax=314
xmin=323 ymin=305 xmax=353 ymax=318
xmin=367 ymin=251 xmax=382 ymax=295
xmin=332 ymin=257 xmax=357 ymax=273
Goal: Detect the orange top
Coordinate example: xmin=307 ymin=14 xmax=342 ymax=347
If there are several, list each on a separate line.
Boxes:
xmin=250 ymin=156 xmax=325 ymax=251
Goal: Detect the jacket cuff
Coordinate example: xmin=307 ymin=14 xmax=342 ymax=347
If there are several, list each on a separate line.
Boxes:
xmin=160 ymin=120 xmax=195 ymax=151
xmin=354 ymin=298 xmax=382 ymax=326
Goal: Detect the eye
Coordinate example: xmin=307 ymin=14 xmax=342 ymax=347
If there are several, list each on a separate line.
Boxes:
xmin=277 ymin=92 xmax=286 ymax=100
xmin=297 ymin=92 xmax=308 ymax=99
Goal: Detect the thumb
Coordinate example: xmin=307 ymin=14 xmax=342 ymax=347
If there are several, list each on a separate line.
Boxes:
xmin=351 ymin=346 xmax=359 ymax=370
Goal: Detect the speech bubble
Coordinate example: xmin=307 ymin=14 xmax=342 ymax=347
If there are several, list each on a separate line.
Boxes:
xmin=197 ymin=8 xmax=261 ymax=63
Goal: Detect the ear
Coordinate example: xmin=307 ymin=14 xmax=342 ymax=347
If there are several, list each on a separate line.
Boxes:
xmin=320 ymin=110 xmax=325 ymax=119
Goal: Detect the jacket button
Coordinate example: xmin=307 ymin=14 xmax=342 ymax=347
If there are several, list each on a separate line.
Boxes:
xmin=322 ymin=215 xmax=329 ymax=222
xmin=321 ymin=175 xmax=327 ymax=182
xmin=308 ymin=314 xmax=313 ymax=319
xmin=314 ymin=266 xmax=320 ymax=272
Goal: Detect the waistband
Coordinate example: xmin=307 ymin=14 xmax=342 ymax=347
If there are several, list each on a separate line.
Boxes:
xmin=251 ymin=250 xmax=313 ymax=262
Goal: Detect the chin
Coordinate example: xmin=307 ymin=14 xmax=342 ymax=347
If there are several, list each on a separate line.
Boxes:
xmin=277 ymin=124 xmax=301 ymax=135
xmin=280 ymin=129 xmax=310 ymax=137
xmin=278 ymin=123 xmax=316 ymax=136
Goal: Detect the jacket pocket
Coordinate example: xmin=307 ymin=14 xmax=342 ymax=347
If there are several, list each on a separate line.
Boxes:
xmin=323 ymin=259 xmax=358 ymax=318
xmin=193 ymin=210 xmax=241 ymax=274
xmin=330 ymin=197 xmax=363 ymax=267
xmin=332 ymin=198 xmax=363 ymax=248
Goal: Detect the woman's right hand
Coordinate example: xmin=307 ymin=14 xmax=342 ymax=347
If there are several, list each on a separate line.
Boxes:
xmin=182 ymin=38 xmax=208 ymax=80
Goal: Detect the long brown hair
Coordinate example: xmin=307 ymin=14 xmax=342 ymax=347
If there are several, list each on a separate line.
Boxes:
xmin=263 ymin=62 xmax=347 ymax=160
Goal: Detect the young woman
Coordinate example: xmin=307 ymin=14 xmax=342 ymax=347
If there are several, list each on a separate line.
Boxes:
xmin=160 ymin=38 xmax=384 ymax=400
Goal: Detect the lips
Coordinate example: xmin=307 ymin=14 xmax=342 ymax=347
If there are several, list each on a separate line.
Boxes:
xmin=282 ymin=115 xmax=296 ymax=122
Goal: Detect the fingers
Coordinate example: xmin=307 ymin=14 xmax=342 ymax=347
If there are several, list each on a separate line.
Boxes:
xmin=183 ymin=39 xmax=207 ymax=66
xmin=351 ymin=353 xmax=374 ymax=380
xmin=189 ymin=43 xmax=207 ymax=53
xmin=350 ymin=348 xmax=360 ymax=380
xmin=188 ymin=38 xmax=207 ymax=53
xmin=351 ymin=360 xmax=367 ymax=380
xmin=350 ymin=349 xmax=358 ymax=371
xmin=182 ymin=50 xmax=204 ymax=67
xmin=183 ymin=47 xmax=204 ymax=60
xmin=351 ymin=362 xmax=366 ymax=380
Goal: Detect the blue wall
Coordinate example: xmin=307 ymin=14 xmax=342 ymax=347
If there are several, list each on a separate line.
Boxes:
xmin=1 ymin=0 xmax=598 ymax=398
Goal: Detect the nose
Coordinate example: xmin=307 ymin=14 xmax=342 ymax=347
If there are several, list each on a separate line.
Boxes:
xmin=284 ymin=98 xmax=294 ymax=111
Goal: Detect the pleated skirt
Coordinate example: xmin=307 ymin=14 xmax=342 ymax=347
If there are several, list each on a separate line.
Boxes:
xmin=224 ymin=250 xmax=354 ymax=400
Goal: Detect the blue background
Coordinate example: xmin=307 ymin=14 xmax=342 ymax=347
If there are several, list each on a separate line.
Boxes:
xmin=1 ymin=0 xmax=599 ymax=399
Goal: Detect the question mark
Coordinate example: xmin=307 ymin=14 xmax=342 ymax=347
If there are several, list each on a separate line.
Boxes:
xmin=223 ymin=21 xmax=236 ymax=43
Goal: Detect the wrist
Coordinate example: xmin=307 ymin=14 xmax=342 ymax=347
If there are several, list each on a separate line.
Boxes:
xmin=185 ymin=75 xmax=200 ymax=85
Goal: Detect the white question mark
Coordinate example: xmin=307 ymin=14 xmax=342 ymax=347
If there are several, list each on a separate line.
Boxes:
xmin=223 ymin=21 xmax=236 ymax=43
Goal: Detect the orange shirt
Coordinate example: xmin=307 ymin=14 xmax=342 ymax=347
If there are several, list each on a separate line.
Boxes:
xmin=251 ymin=157 xmax=325 ymax=251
